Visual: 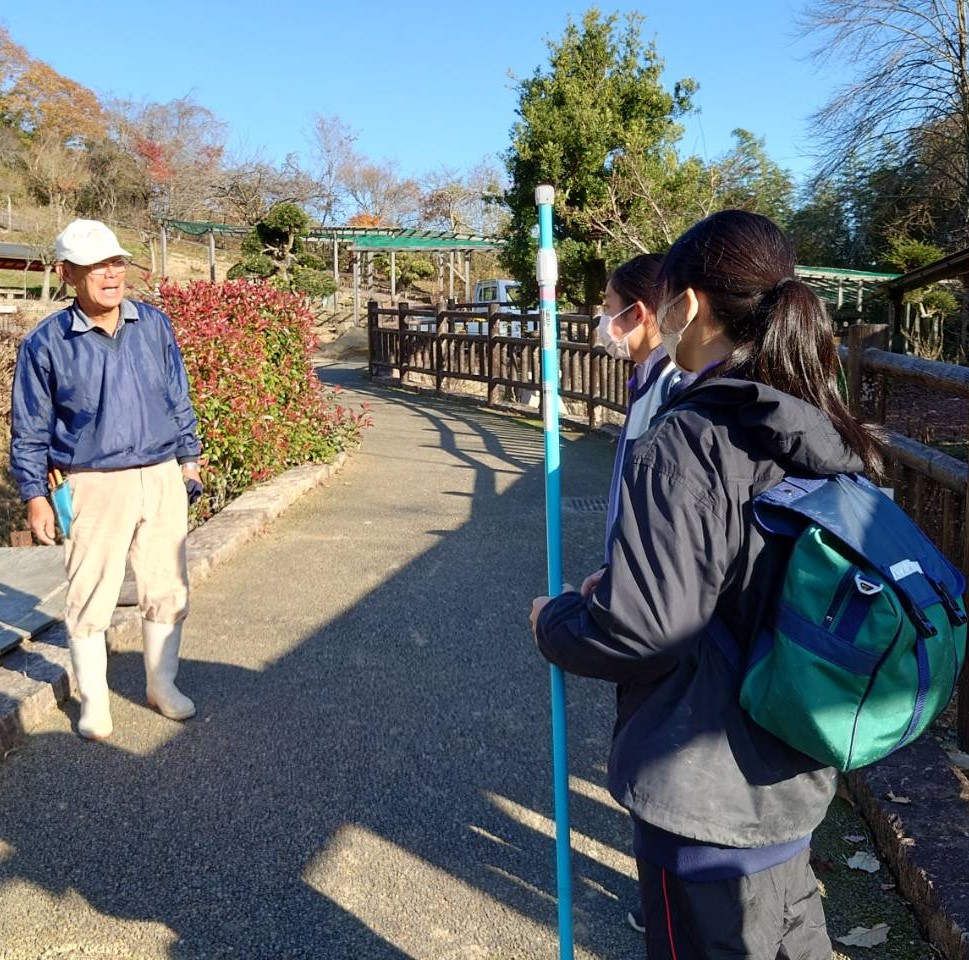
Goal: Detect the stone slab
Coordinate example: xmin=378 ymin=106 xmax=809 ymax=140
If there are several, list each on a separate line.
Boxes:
xmin=0 ymin=545 xmax=66 ymax=654
xmin=847 ymin=737 xmax=969 ymax=960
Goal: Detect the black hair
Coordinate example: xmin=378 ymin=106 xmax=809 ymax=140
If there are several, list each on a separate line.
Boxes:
xmin=609 ymin=253 xmax=664 ymax=311
xmin=657 ymin=210 xmax=883 ymax=475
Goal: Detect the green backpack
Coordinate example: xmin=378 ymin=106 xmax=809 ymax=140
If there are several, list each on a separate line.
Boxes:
xmin=714 ymin=474 xmax=967 ymax=772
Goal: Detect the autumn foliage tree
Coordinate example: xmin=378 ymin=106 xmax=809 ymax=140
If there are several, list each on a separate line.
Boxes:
xmin=0 ymin=28 xmax=105 ymax=144
xmin=1 ymin=26 xmax=107 ymax=224
xmin=110 ymin=95 xmax=226 ymax=223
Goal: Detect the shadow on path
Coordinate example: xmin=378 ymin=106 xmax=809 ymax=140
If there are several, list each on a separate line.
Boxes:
xmin=0 ymin=363 xmax=637 ymax=959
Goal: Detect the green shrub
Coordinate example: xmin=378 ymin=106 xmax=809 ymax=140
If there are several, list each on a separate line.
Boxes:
xmin=290 ymin=266 xmax=336 ymax=298
xmin=227 ymin=253 xmax=275 ymax=280
xmin=395 ymin=254 xmax=435 ymax=290
xmin=297 ymin=253 xmax=326 ymax=272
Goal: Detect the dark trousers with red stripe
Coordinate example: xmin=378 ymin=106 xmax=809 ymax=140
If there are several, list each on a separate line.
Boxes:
xmin=637 ymin=848 xmax=831 ymax=960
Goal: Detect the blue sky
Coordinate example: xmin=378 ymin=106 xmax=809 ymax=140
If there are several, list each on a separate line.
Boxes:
xmin=1 ymin=1 xmax=843 ymax=186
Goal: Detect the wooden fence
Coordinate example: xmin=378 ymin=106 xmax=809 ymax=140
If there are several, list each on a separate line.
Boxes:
xmin=367 ymin=299 xmax=632 ymax=423
xmin=844 ymin=324 xmax=969 ymax=746
xmin=369 ymin=303 xmax=969 ymax=749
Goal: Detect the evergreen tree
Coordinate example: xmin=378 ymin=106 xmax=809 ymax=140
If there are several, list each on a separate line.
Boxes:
xmin=502 ymin=9 xmax=696 ymax=307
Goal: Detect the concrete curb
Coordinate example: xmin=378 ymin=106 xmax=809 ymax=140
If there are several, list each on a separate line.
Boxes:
xmin=0 ymin=453 xmax=348 ymax=752
xmin=846 ymin=738 xmax=969 ymax=960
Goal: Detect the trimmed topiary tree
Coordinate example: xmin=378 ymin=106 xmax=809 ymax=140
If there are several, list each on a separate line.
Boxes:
xmin=229 ymin=202 xmax=335 ymax=299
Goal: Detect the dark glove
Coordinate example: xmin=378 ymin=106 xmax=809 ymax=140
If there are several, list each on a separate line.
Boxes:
xmin=184 ymin=478 xmax=204 ymax=505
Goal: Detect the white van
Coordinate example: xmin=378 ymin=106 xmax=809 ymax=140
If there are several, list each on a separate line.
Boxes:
xmin=473 ymin=278 xmax=522 ymax=309
xmin=470 ymin=278 xmax=524 ymax=336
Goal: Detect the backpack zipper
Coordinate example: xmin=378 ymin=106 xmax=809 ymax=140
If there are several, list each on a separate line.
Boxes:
xmin=823 ymin=565 xmax=859 ymax=628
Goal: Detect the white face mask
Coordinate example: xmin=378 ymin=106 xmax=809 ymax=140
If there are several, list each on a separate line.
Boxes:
xmin=657 ymin=291 xmax=690 ymax=367
xmin=596 ymin=303 xmax=635 ymax=360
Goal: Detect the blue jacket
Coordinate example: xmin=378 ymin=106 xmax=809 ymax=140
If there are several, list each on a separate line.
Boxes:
xmin=10 ymin=299 xmax=201 ymax=501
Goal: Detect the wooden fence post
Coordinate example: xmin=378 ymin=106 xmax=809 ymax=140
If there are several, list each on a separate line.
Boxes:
xmin=436 ymin=299 xmax=447 ymax=396
xmin=960 ymin=468 xmax=969 ymax=750
xmin=207 ymin=230 xmax=216 ymax=282
xmin=397 ymin=300 xmax=409 ymax=386
xmin=487 ymin=302 xmax=500 ymax=407
xmin=887 ymin=290 xmax=904 ymax=353
xmin=587 ymin=319 xmax=599 ymax=428
xmin=159 ymin=222 xmax=168 ymax=278
xmin=367 ymin=300 xmax=378 ymax=378
xmin=847 ymin=323 xmax=889 ymax=418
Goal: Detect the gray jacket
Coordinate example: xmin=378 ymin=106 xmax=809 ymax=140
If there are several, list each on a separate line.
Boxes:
xmin=537 ymin=376 xmax=864 ymax=847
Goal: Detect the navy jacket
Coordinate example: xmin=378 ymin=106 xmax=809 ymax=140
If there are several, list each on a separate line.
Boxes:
xmin=10 ymin=299 xmax=201 ymax=501
xmin=537 ymin=377 xmax=864 ymax=847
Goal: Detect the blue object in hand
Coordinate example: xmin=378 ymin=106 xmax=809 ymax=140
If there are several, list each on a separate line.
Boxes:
xmin=50 ymin=481 xmax=73 ymax=538
xmin=184 ymin=479 xmax=203 ymax=505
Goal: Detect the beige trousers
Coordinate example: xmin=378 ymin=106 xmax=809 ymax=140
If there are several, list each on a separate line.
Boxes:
xmin=64 ymin=460 xmax=189 ymax=638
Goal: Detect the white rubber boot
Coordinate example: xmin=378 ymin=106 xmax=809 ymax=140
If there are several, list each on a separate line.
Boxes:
xmin=67 ymin=631 xmax=113 ymax=740
xmin=143 ymin=620 xmax=196 ymax=720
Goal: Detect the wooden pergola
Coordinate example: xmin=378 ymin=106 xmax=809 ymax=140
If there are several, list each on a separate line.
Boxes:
xmin=0 ymin=241 xmax=48 ymax=300
xmin=794 ymin=264 xmax=900 ymax=324
xmin=160 ymin=220 xmax=502 ymax=317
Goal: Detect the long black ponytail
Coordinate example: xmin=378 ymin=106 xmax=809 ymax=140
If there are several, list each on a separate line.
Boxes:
xmin=657 ymin=210 xmax=883 ymax=475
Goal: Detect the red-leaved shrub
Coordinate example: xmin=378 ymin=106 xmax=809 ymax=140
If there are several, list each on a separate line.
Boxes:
xmin=158 ymin=279 xmax=370 ymax=518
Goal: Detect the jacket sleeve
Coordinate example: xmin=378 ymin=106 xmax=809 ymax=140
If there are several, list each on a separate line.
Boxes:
xmin=10 ymin=339 xmax=55 ymax=501
xmin=159 ymin=311 xmax=202 ymax=462
xmin=537 ymin=451 xmax=729 ymax=684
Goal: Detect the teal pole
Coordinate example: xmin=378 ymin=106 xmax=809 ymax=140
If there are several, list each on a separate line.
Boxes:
xmin=535 ymin=183 xmax=573 ymax=960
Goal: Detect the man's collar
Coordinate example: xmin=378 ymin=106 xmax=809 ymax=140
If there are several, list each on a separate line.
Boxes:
xmin=69 ymin=298 xmax=138 ymax=333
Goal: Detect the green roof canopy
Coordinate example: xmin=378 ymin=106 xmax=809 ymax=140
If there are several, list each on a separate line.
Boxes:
xmin=163 ymin=219 xmax=500 ymax=251
xmin=794 ymin=264 xmax=900 ymax=308
xmin=161 ymin=219 xmax=896 ymax=307
xmin=164 ymin=219 xmax=248 ymax=237
xmin=338 ymin=229 xmax=499 ymax=251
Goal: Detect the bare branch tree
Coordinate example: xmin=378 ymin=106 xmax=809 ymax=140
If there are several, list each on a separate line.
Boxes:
xmin=306 ymin=114 xmax=357 ymax=224
xmin=211 ymin=152 xmax=325 ymax=226
xmin=109 ymin=95 xmax=228 ymax=223
xmin=419 ymin=161 xmax=507 ymax=235
xmin=801 ymin=0 xmax=969 ymax=240
xmin=339 ymin=158 xmax=421 ymax=228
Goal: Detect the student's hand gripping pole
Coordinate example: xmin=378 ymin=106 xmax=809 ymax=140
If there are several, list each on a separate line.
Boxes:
xmin=536 ymin=184 xmax=574 ymax=960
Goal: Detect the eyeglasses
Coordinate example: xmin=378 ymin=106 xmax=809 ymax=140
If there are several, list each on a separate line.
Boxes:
xmin=87 ymin=258 xmax=128 ymax=276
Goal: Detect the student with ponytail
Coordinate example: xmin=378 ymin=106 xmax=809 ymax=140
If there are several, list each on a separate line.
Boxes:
xmin=530 ymin=210 xmax=881 ymax=959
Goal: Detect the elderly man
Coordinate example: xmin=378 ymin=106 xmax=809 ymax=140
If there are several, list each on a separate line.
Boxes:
xmin=11 ymin=219 xmax=201 ymax=739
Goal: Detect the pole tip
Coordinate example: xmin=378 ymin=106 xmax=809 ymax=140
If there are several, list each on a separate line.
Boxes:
xmin=535 ymin=184 xmax=555 ymax=206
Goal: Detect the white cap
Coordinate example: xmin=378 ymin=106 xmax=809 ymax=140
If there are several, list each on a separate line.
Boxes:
xmin=55 ymin=219 xmax=131 ymax=266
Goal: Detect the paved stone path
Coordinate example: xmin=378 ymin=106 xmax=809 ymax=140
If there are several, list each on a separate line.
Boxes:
xmin=0 ymin=362 xmax=947 ymax=960
xmin=0 ymin=362 xmax=640 ymax=960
